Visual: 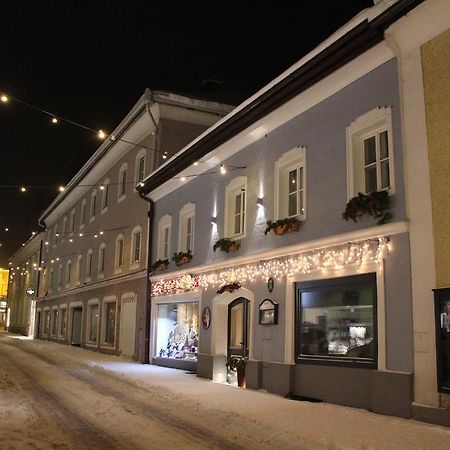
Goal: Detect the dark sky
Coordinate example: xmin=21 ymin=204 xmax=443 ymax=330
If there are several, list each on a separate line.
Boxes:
xmin=0 ymin=0 xmax=373 ymax=266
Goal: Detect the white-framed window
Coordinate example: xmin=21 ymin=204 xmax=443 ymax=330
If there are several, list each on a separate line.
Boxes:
xmin=130 ymin=226 xmax=142 ymax=265
xmin=115 ymin=234 xmax=125 ymax=272
xmin=101 ymin=178 xmax=110 ymax=212
xmin=57 ymin=264 xmax=63 ymax=290
xmin=49 ymin=268 xmax=54 ymax=292
xmin=86 ymin=249 xmax=93 ymax=281
xmin=86 ymin=299 xmax=100 ymax=345
xmin=69 ymin=209 xmax=76 ymax=235
xmin=53 ymin=224 xmax=58 ymax=246
xmin=224 ymin=176 xmax=247 ymax=239
xmin=51 ymin=307 xmax=59 ymax=336
xmin=157 ymin=215 xmax=172 ymax=260
xmin=76 ymin=254 xmax=82 ymax=285
xmin=98 ymin=243 xmax=106 ymax=277
xmin=80 ymin=199 xmax=87 ymax=228
xmin=90 ymin=189 xmax=97 ymax=221
xmin=65 ymin=259 xmax=72 ymax=287
xmin=118 ymin=163 xmax=128 ymax=201
xmin=43 ymin=308 xmax=50 ymax=336
xmin=178 ymin=203 xmax=195 ymax=253
xmin=58 ymin=306 xmax=67 ymax=337
xmin=101 ymin=296 xmax=117 ymax=347
xmin=274 ymin=146 xmax=306 ymax=220
xmin=61 ymin=216 xmax=67 ymax=242
xmin=346 ymin=106 xmax=395 ymax=198
xmin=135 ymin=150 xmax=146 ymax=186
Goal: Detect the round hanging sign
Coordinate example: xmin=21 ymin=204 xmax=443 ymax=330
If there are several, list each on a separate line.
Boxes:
xmin=26 ymin=287 xmax=35 ymax=296
xmin=201 ymin=306 xmax=211 ymax=329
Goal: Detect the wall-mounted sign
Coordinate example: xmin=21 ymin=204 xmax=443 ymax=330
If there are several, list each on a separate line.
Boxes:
xmin=267 ymin=277 xmax=274 ymax=293
xmin=26 ymin=287 xmax=35 ymax=296
xmin=259 ymin=298 xmax=278 ymax=325
xmin=201 ymin=306 xmax=211 ymax=329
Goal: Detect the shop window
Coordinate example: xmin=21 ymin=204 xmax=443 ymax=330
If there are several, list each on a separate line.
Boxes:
xmin=296 ymin=273 xmax=377 ymax=368
xmin=87 ymin=302 xmax=99 ymax=344
xmin=101 ymin=178 xmax=110 ymax=211
xmin=224 ymin=176 xmax=247 ymax=239
xmin=118 ymin=163 xmax=128 ymax=201
xmin=434 ymin=288 xmax=450 ymax=393
xmin=346 ymin=107 xmax=395 ymax=199
xmin=102 ymin=298 xmax=117 ymax=346
xmin=51 ymin=308 xmax=59 ymax=336
xmin=43 ymin=310 xmax=50 ymax=335
xmin=275 ymin=147 xmax=306 ymax=220
xmin=59 ymin=307 xmax=67 ymax=337
xmin=157 ymin=215 xmax=172 ymax=260
xmin=178 ymin=203 xmax=195 ymax=253
xmin=156 ymin=302 xmax=199 ymax=361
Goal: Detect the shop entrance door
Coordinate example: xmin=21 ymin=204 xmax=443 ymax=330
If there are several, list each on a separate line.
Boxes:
xmin=227 ymin=297 xmax=249 ymax=361
xmin=71 ymin=307 xmax=82 ymax=346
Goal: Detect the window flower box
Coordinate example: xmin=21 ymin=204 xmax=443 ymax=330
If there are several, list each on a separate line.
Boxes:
xmin=150 ymin=259 xmax=169 ymax=273
xmin=213 ymin=238 xmax=241 ymax=253
xmin=172 ymin=251 xmax=193 ymax=267
xmin=342 ymin=191 xmax=391 ymax=225
xmin=265 ymin=217 xmax=301 ymax=236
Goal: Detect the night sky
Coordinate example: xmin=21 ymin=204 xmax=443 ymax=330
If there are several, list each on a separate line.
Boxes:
xmin=0 ymin=0 xmax=373 ymax=266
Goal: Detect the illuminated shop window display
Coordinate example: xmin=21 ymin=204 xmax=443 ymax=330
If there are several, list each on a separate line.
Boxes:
xmin=156 ymin=302 xmax=199 ymax=361
xmin=296 ymin=273 xmax=376 ymax=366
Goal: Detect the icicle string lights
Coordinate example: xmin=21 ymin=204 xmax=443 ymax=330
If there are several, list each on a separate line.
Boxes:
xmin=151 ymin=237 xmax=390 ymax=296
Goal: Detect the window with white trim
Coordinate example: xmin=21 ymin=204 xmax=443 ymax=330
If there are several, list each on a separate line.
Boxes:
xmin=115 ymin=234 xmax=124 ymax=271
xmin=87 ymin=300 xmax=99 ymax=344
xmin=101 ymin=178 xmax=110 ymax=211
xmin=98 ymin=243 xmax=106 ymax=276
xmin=49 ymin=268 xmax=54 ymax=292
xmin=275 ymin=146 xmax=306 ymax=220
xmin=178 ymin=203 xmax=195 ymax=253
xmin=57 ymin=264 xmax=63 ymax=290
xmin=135 ymin=150 xmax=146 ymax=185
xmin=65 ymin=259 xmax=71 ymax=287
xmin=346 ymin=106 xmax=395 ymax=198
xmin=157 ymin=215 xmax=171 ymax=260
xmin=90 ymin=190 xmax=97 ymax=221
xmin=76 ymin=254 xmax=82 ymax=285
xmin=61 ymin=216 xmax=67 ymax=241
xmin=118 ymin=163 xmax=128 ymax=200
xmin=224 ymin=176 xmax=247 ymax=238
xmin=86 ymin=249 xmax=93 ymax=281
xmin=131 ymin=226 xmax=142 ymax=264
xmin=80 ymin=199 xmax=87 ymax=228
xmin=51 ymin=308 xmax=59 ymax=336
xmin=69 ymin=209 xmax=76 ymax=234
xmin=59 ymin=306 xmax=67 ymax=337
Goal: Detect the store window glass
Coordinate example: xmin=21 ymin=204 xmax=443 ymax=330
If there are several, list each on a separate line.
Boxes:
xmin=43 ymin=310 xmax=50 ymax=334
xmin=434 ymin=288 xmax=450 ymax=393
xmin=89 ymin=304 xmax=99 ymax=343
xmin=59 ymin=308 xmax=67 ymax=336
xmin=104 ymin=302 xmax=116 ymax=345
xmin=51 ymin=309 xmax=59 ymax=336
xmin=296 ymin=273 xmax=377 ymax=367
xmin=156 ymin=302 xmax=199 ymax=360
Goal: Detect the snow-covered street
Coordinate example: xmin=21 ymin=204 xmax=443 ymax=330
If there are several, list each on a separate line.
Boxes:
xmin=0 ymin=332 xmax=448 ymax=450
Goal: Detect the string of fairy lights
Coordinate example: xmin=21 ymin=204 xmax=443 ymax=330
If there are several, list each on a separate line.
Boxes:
xmin=150 ymin=237 xmax=391 ymax=296
xmin=0 ymin=91 xmax=246 ymax=194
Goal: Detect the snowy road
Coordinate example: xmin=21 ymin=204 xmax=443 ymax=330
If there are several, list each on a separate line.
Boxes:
xmin=0 ymin=333 xmax=449 ymax=450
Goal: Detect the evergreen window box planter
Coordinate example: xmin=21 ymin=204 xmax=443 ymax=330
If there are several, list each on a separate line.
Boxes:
xmin=265 ymin=217 xmax=301 ymax=236
xmin=343 ymin=191 xmax=392 ymax=225
xmin=150 ymin=259 xmax=169 ymax=273
xmin=213 ymin=238 xmax=241 ymax=253
xmin=172 ymin=251 xmax=193 ymax=267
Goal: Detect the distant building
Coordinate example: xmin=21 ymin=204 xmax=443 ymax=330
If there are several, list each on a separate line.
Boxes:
xmin=138 ymin=0 xmax=450 ymax=427
xmin=35 ymin=90 xmax=233 ymax=362
xmin=7 ymin=233 xmax=42 ymax=335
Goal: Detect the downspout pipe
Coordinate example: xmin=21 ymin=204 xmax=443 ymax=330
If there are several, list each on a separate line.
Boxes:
xmin=138 ymin=192 xmax=154 ymax=364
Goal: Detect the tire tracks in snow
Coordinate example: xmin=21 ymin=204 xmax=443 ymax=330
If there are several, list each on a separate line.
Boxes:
xmin=1 ymin=338 xmax=249 ymax=450
xmin=0 ymin=344 xmax=124 ymax=450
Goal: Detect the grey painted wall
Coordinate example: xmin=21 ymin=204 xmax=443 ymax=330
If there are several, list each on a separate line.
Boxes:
xmin=151 ymin=59 xmax=406 ymax=271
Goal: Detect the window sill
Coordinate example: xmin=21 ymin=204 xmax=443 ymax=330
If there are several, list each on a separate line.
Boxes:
xmin=117 ymin=195 xmax=126 ymax=204
xmin=114 ymin=267 xmax=123 ymax=275
xmin=100 ymin=343 xmax=115 ymax=349
xmin=97 ymin=273 xmax=105 ymax=279
xmin=296 ymin=355 xmax=376 ymax=370
xmin=89 ymin=216 xmax=95 ymax=223
xmin=130 ymin=262 xmax=140 ymax=271
xmin=101 ymin=207 xmax=108 ymax=215
xmin=85 ymin=342 xmax=98 ymax=347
